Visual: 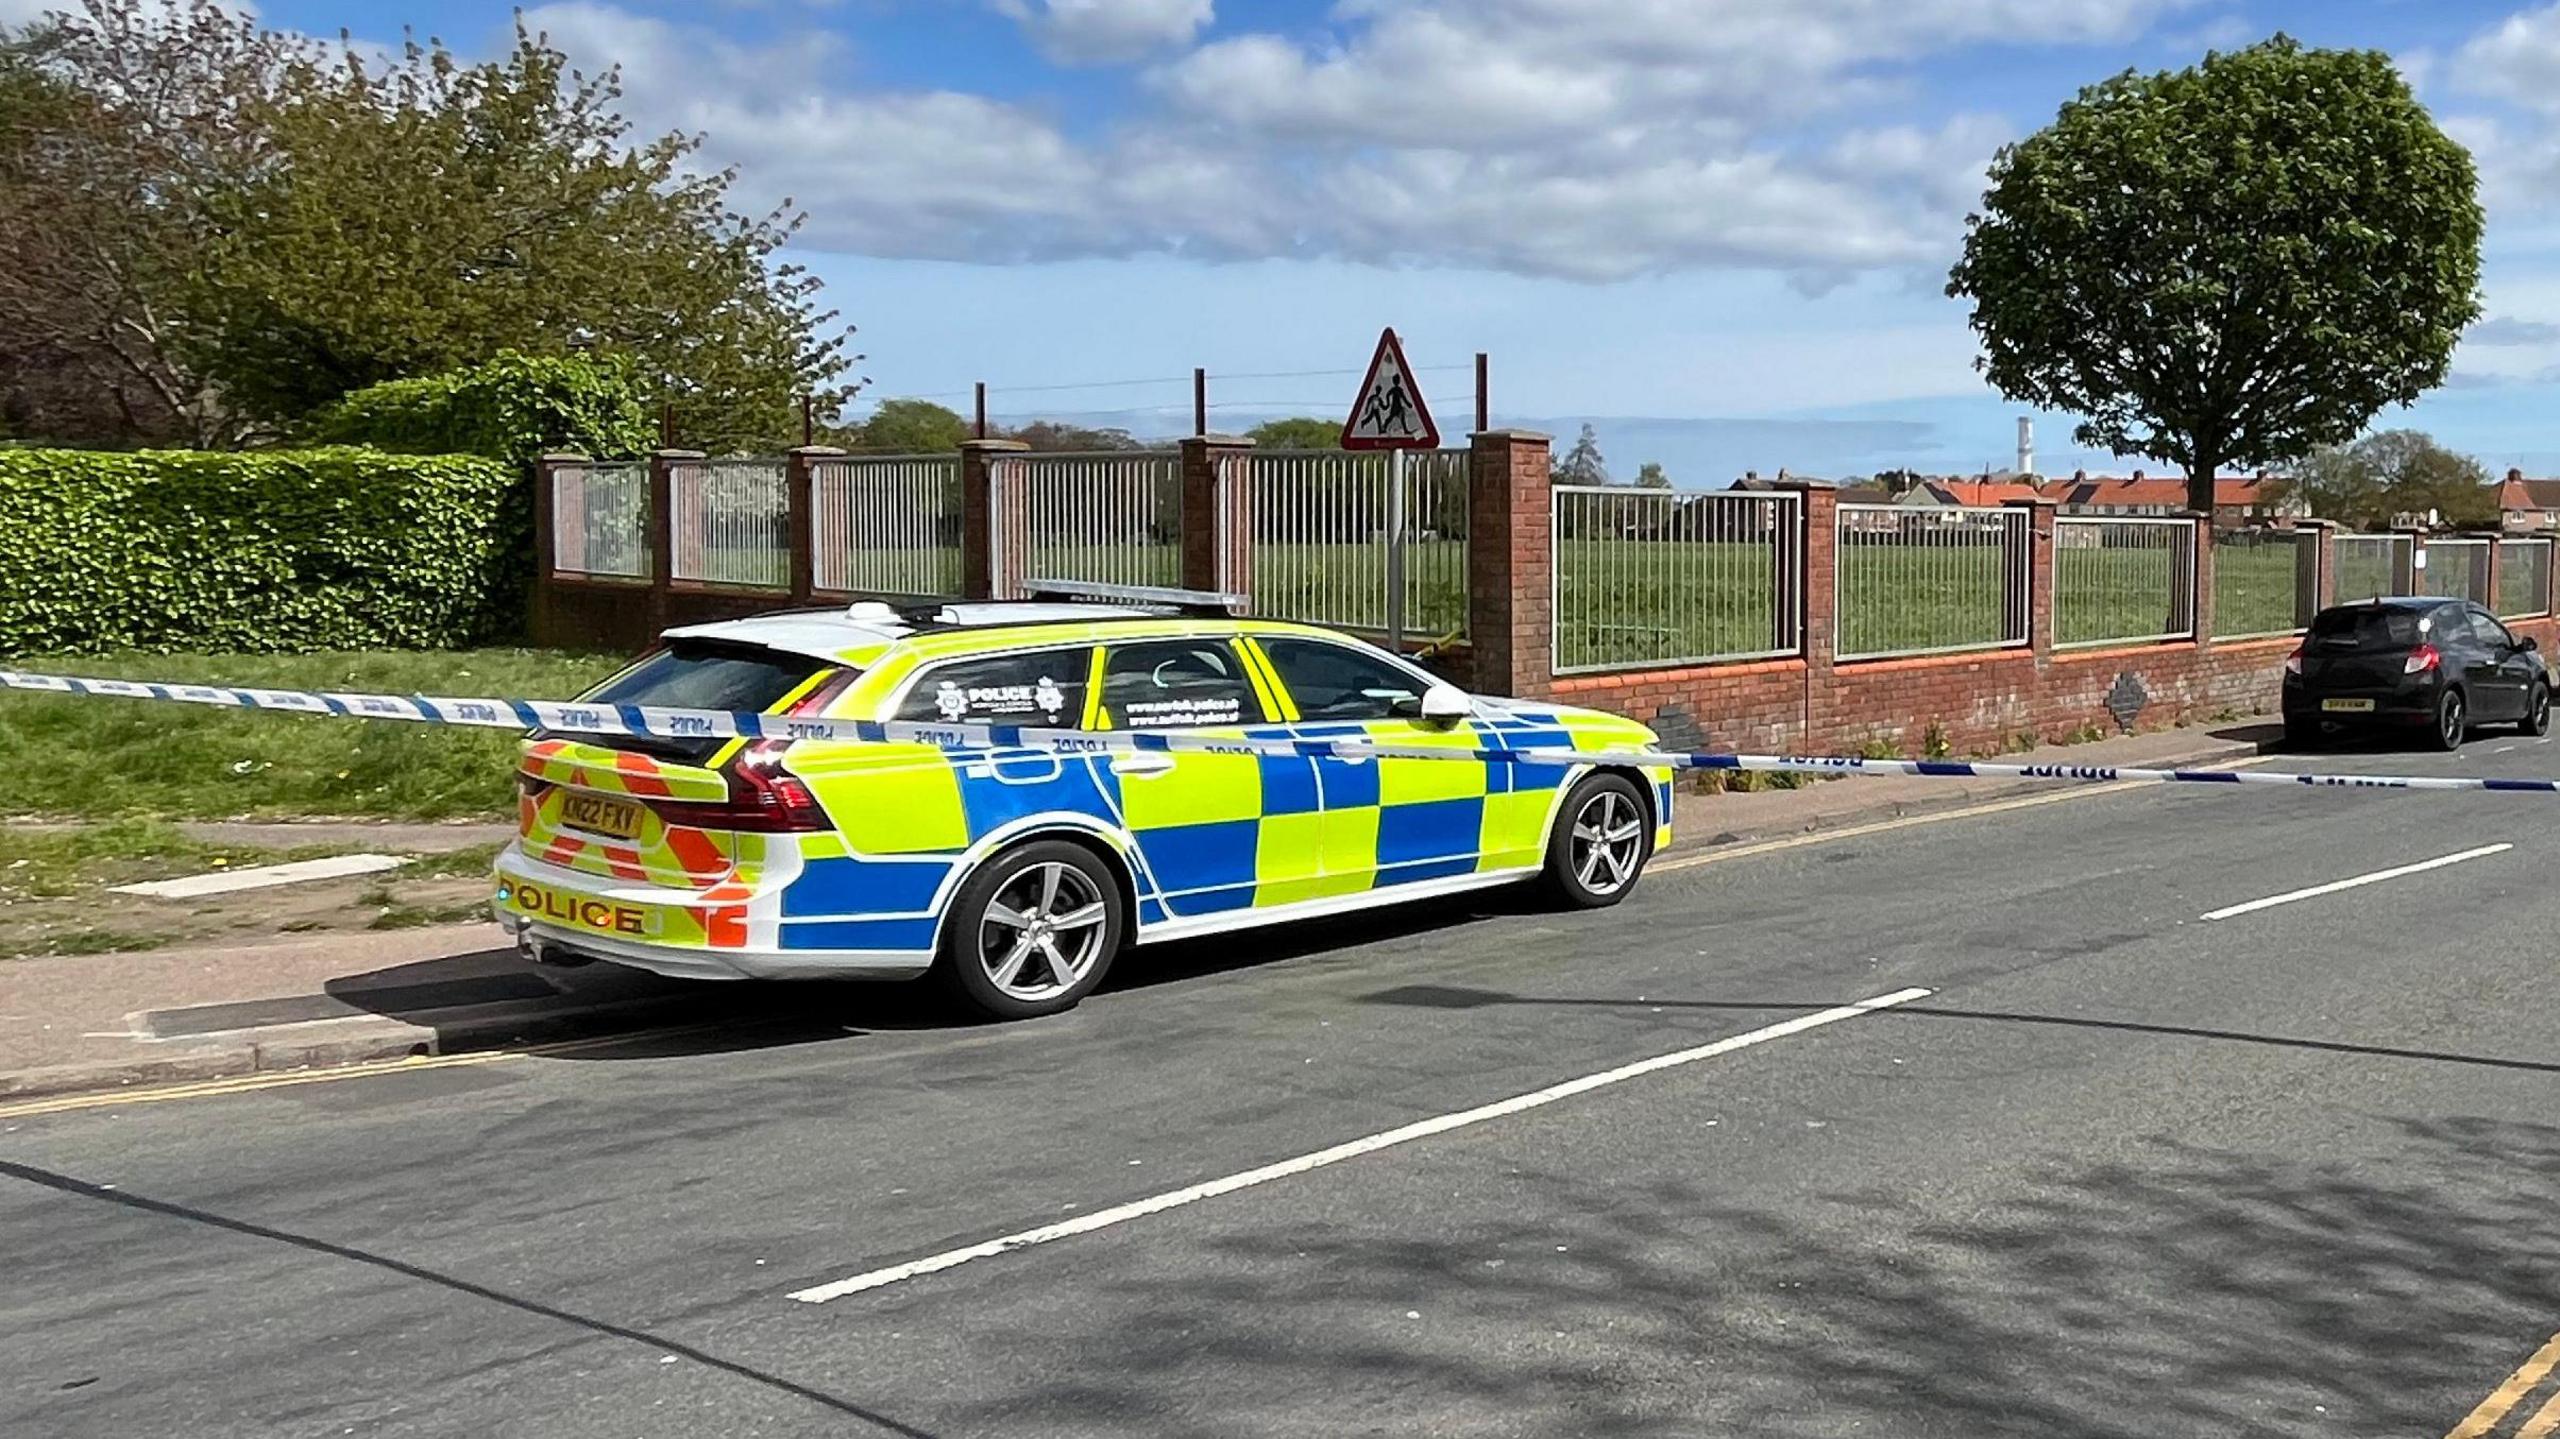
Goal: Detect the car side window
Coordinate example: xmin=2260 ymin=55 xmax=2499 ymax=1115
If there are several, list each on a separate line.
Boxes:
xmin=897 ymin=650 xmax=1089 ymax=726
xmin=2467 ymin=608 xmax=2514 ymax=651
xmin=1257 ymin=637 xmax=1429 ymax=722
xmin=1097 ymin=640 xmax=1265 ymax=730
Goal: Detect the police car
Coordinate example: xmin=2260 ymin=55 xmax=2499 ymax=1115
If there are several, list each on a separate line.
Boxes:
xmin=492 ymin=587 xmax=1674 ymax=1018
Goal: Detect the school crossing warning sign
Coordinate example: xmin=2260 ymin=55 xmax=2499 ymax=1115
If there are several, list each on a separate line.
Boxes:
xmin=1340 ymin=328 xmax=1439 ymax=450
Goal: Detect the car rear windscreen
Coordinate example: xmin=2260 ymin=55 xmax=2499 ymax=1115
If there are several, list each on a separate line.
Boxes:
xmin=540 ymin=642 xmax=835 ymax=763
xmin=2309 ymin=607 xmax=2423 ymax=651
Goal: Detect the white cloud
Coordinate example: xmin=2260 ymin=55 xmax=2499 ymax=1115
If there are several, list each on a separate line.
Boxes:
xmin=517 ymin=0 xmax=2215 ymax=283
xmin=2459 ymin=2 xmax=2560 ymax=115
xmin=994 ymin=0 xmax=1211 ymax=65
xmin=2470 ymin=315 xmax=2560 ymax=344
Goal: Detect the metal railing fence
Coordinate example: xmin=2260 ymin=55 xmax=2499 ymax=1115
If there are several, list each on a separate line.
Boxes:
xmin=2421 ymin=537 xmax=2492 ymax=605
xmin=2210 ymin=528 xmax=2315 ymax=639
xmin=1551 ymin=487 xmax=1800 ymax=672
xmin=2498 ymin=537 xmax=2554 ymax=619
xmin=2332 ymin=534 xmax=2408 ymax=602
xmin=2054 ymin=517 xmax=2196 ymax=647
xmin=550 ymin=460 xmax=650 ymax=580
xmin=1833 ymin=505 xmax=2029 ymax=660
xmin=669 ymin=459 xmax=788 ymax=588
xmin=992 ymin=452 xmax=1183 ymax=597
xmin=811 ymin=455 xmax=964 ymax=597
xmin=1245 ymin=448 xmax=1470 ymax=640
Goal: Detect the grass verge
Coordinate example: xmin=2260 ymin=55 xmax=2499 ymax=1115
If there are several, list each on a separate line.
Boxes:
xmin=0 ymin=648 xmax=624 ymax=821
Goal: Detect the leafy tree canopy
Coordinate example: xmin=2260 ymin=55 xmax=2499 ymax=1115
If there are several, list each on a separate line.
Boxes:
xmin=1635 ymin=461 xmax=1670 ymax=488
xmin=1246 ymin=416 xmax=1343 ymax=450
xmin=0 ymin=0 xmax=853 ymax=449
xmin=2278 ymin=430 xmax=2495 ymax=530
xmin=838 ymin=399 xmax=970 ymax=455
xmin=1554 ymin=423 xmax=1608 ymax=486
xmin=1948 ymin=35 xmax=2482 ymax=514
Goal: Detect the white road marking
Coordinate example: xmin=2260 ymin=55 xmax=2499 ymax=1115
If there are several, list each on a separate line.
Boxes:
xmin=2200 ymin=844 xmax=2513 ymax=922
xmin=787 ymin=986 xmax=1933 ymax=1304
xmin=109 ymin=854 xmax=411 ymax=899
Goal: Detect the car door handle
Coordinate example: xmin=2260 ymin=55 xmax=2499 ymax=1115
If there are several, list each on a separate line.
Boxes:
xmin=1109 ymin=752 xmax=1177 ymax=778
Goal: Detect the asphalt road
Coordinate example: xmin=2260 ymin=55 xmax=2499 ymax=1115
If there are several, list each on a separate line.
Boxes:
xmin=5 ymin=731 xmax=2559 ymax=1437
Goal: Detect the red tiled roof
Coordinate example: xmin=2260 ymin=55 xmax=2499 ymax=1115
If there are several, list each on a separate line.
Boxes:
xmin=2497 ymin=474 xmax=2560 ymax=511
xmin=2039 ymin=474 xmax=2275 ymax=509
xmin=1922 ymin=479 xmax=2046 ymax=506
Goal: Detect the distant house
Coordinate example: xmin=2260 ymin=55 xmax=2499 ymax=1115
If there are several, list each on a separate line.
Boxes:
xmin=2496 ymin=469 xmax=2560 ymax=532
xmin=1900 ymin=478 xmax=2046 ymax=508
xmin=2039 ymin=469 xmax=2299 ymax=528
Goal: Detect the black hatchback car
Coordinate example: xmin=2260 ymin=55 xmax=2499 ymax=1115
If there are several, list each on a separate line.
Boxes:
xmin=2283 ymin=596 xmax=2550 ymax=750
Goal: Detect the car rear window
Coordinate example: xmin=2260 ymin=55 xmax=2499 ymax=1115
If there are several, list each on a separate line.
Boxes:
xmin=2308 ymin=607 xmax=2423 ymax=650
xmin=545 ymin=642 xmax=835 ymax=763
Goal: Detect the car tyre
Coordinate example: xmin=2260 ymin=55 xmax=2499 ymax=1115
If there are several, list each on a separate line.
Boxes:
xmin=937 ymin=840 xmax=1125 ymax=1020
xmin=1541 ymin=772 xmax=1653 ymax=909
xmin=2431 ymin=687 xmax=2467 ymax=753
xmin=2524 ymin=680 xmax=2551 ymax=738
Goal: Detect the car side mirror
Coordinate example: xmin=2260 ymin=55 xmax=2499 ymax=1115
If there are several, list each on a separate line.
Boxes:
xmin=2524 ymin=636 xmax=2539 ymax=653
xmin=1417 ymin=683 xmax=1473 ymax=723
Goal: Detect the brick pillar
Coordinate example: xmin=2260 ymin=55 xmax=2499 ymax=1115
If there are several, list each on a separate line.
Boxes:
xmin=1786 ymin=479 xmax=1839 ymax=750
xmin=1467 ymin=429 xmax=1554 ymax=699
xmin=2007 ymin=498 xmax=2058 ymax=659
xmin=1179 ymin=434 xmax=1255 ymax=600
xmin=2396 ymin=526 xmax=2427 ymax=595
xmin=645 ymin=448 xmax=697 ymax=629
xmin=958 ymin=439 xmax=1027 ymax=600
xmin=2184 ymin=510 xmax=2215 ymax=646
xmin=2298 ymin=519 xmax=2336 ymax=619
xmin=785 ymin=445 xmax=842 ymax=603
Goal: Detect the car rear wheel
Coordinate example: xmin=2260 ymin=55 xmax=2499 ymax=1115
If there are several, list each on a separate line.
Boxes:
xmin=1541 ymin=772 xmax=1652 ymax=909
xmin=938 ymin=840 xmax=1124 ymax=1020
xmin=2431 ymin=687 xmax=2467 ymax=752
xmin=2524 ymin=681 xmax=2551 ymax=737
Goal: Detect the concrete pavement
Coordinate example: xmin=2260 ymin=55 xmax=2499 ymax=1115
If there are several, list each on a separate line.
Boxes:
xmin=2 ymin=726 xmax=2556 ymax=1436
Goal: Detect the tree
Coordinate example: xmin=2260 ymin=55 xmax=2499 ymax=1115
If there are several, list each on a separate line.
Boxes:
xmin=1555 ymin=423 xmax=1608 ymax=486
xmin=0 ymin=0 xmax=855 ymax=449
xmin=1635 ymin=461 xmax=1670 ymax=489
xmin=843 ymin=399 xmax=968 ymax=454
xmin=1005 ymin=421 xmax=1146 ymax=452
xmin=2281 ymin=430 xmax=2493 ymax=529
xmin=1246 ymin=416 xmax=1341 ymax=450
xmin=1947 ymin=36 xmax=2482 ymax=515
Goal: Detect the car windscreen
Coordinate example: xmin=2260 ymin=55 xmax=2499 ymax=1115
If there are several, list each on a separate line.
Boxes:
xmin=2308 ymin=607 xmax=2423 ymax=651
xmin=537 ymin=642 xmax=835 ymax=763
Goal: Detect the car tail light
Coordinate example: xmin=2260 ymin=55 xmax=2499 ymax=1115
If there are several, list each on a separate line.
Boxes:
xmin=2406 ymin=644 xmax=2442 ymax=675
xmin=2284 ymin=646 xmax=2303 ymax=676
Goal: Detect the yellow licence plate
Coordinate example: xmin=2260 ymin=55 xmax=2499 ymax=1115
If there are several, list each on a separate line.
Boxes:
xmin=2321 ymin=698 xmax=2377 ymax=714
xmin=558 ymin=791 xmax=644 ymax=840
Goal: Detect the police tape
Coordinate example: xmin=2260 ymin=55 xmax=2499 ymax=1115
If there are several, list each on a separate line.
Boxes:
xmin=2 ymin=668 xmax=2552 ymax=794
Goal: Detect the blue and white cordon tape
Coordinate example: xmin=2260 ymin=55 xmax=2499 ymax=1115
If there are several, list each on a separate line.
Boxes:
xmin=1 ymin=669 xmax=2552 ymax=794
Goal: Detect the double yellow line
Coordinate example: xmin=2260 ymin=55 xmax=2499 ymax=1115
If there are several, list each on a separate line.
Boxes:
xmin=2449 ymin=1333 xmax=2560 ymax=1439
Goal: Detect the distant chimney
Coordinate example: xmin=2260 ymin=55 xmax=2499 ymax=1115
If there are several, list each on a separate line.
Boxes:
xmin=2015 ymin=416 xmax=2034 ymax=477
xmin=2511 ymin=467 xmax=2526 ymax=483
xmin=2131 ymin=468 xmax=2145 ymax=482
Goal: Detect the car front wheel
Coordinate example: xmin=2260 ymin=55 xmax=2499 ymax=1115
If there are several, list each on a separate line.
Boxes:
xmin=2431 ymin=687 xmax=2467 ymax=752
xmin=2525 ymin=681 xmax=2551 ymax=738
xmin=938 ymin=840 xmax=1125 ymax=1020
xmin=1542 ymin=772 xmax=1652 ymax=909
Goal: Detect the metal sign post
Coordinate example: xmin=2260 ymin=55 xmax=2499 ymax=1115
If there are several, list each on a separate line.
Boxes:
xmin=1387 ymin=447 xmax=1407 ymax=649
xmin=1341 ymin=327 xmax=1441 ymax=654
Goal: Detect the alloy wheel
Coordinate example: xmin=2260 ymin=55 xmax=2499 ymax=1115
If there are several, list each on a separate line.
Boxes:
xmin=977 ymin=861 xmax=1110 ymax=1002
xmin=1570 ymin=788 xmax=1645 ymax=897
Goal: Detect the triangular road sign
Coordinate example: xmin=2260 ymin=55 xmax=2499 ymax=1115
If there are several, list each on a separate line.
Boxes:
xmin=1340 ymin=328 xmax=1439 ymax=450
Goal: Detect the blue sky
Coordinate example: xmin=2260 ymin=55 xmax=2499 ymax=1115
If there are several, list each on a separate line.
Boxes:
xmin=53 ymin=0 xmax=2560 ymax=483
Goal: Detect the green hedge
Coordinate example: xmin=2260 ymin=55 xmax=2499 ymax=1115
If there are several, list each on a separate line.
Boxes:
xmin=307 ymin=350 xmax=654 ymax=464
xmin=0 ymin=448 xmax=529 ymax=655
